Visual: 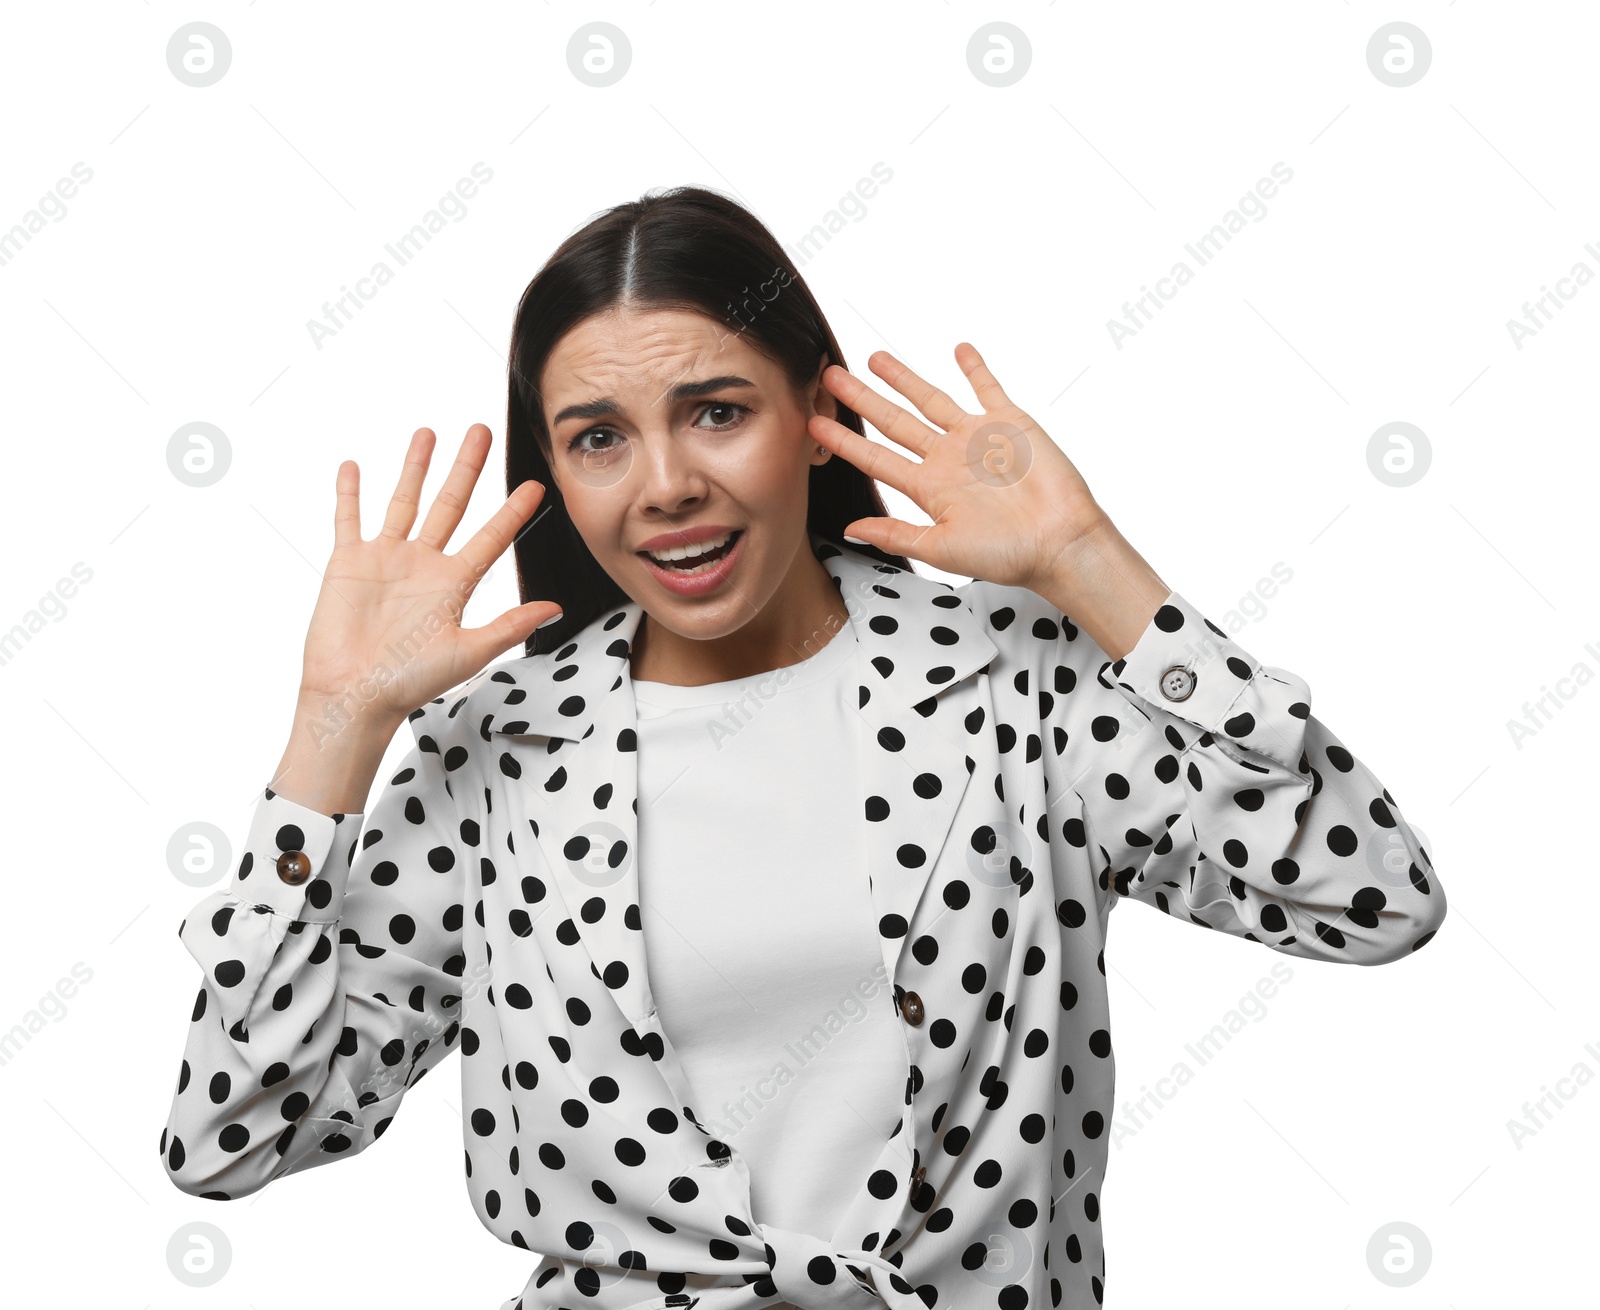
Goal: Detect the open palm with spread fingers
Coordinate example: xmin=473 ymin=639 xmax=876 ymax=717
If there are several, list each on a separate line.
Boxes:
xmin=297 ymin=423 xmax=561 ymax=729
xmin=811 ymin=343 xmax=1107 ymax=595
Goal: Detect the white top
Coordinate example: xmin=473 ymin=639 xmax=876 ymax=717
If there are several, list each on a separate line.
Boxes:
xmin=632 ymin=624 xmax=906 ymax=1265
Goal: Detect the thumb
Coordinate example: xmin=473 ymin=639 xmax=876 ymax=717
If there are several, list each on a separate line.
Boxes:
xmin=461 ymin=600 xmax=564 ymax=668
xmin=842 ymin=517 xmax=929 ymax=562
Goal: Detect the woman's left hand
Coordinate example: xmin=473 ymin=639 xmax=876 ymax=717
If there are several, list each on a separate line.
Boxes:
xmin=812 ymin=343 xmax=1108 ymax=594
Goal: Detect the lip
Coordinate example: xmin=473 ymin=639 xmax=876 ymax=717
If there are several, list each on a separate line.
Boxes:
xmin=635 ymin=524 xmax=742 ymax=552
xmin=637 ymin=528 xmax=746 ymax=598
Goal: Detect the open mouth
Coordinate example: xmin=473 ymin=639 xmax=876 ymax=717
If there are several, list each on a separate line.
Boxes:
xmin=638 ymin=529 xmax=744 ymax=575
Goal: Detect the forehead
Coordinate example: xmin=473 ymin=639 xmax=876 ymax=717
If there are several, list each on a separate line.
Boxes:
xmin=541 ymin=306 xmax=779 ymax=407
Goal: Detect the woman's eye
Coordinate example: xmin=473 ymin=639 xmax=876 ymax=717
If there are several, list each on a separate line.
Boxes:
xmin=697 ymin=402 xmax=749 ymax=430
xmin=564 ymin=403 xmax=748 ymax=453
xmin=567 ymin=428 xmax=621 ymax=455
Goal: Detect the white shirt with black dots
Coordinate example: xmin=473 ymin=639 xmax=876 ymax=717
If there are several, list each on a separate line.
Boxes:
xmin=162 ymin=538 xmax=1447 ymax=1310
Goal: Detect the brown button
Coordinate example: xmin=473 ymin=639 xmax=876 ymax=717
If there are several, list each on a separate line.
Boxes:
xmin=901 ymin=991 xmax=925 ymax=1027
xmin=908 ymin=1164 xmax=926 ymax=1200
xmin=275 ymin=850 xmax=312 ymax=885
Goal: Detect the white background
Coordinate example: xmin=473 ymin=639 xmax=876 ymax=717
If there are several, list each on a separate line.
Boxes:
xmin=1 ymin=1 xmax=1593 ymax=1306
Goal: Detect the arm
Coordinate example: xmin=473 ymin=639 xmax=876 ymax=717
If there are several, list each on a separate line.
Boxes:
xmin=1027 ymin=518 xmax=1444 ymax=965
xmin=160 ymin=706 xmax=472 ymax=1198
xmin=805 ymin=341 xmax=1443 ymax=963
xmin=1036 ymin=583 xmax=1444 ymax=964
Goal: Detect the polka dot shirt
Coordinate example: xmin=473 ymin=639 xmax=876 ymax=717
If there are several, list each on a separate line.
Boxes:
xmin=162 ymin=537 xmax=1446 ymax=1309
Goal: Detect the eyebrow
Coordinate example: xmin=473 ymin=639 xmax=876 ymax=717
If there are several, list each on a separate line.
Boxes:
xmin=550 ymin=375 xmax=757 ymax=426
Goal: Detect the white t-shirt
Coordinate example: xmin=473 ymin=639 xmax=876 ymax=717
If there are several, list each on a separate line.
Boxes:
xmin=632 ymin=624 xmax=906 ymax=1258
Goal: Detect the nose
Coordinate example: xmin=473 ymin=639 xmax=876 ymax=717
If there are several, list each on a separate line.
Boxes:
xmin=635 ymin=429 xmax=708 ymax=517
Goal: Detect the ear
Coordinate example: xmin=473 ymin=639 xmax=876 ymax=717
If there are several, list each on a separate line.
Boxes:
xmin=807 ymin=352 xmax=839 ymax=423
xmin=539 ymin=428 xmax=563 ymax=491
xmin=805 ymin=354 xmax=836 ymax=466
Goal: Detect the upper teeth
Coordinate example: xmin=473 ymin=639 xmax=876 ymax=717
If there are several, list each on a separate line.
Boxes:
xmin=646 ymin=532 xmax=734 ymax=563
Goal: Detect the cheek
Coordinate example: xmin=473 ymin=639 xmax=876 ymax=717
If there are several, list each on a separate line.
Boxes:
xmin=563 ymin=488 xmax=622 ymax=544
xmin=543 ymin=471 xmax=605 ymax=542
xmin=715 ymin=419 xmax=811 ymax=496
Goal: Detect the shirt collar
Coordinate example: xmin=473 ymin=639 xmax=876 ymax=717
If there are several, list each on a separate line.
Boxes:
xmin=465 ymin=533 xmax=998 ymax=742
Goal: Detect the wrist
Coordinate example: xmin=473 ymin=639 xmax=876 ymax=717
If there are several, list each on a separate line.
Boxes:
xmin=273 ymin=701 xmax=400 ymax=817
xmin=293 ymin=686 xmax=408 ymax=747
xmin=1033 ymin=516 xmax=1170 ymax=663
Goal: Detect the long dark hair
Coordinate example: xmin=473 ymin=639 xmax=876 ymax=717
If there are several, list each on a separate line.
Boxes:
xmin=503 ymin=185 xmax=913 ymax=656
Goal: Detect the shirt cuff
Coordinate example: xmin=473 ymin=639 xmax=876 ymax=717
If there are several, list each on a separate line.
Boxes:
xmin=1107 ymin=590 xmax=1262 ymax=738
xmin=227 ymin=786 xmax=365 ymax=921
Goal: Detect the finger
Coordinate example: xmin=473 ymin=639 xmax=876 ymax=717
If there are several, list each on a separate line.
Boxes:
xmin=333 ymin=459 xmax=362 ymax=546
xmin=417 ymin=424 xmax=493 ymax=551
xmin=821 ymin=363 xmax=941 ymax=458
xmin=380 ymin=428 xmax=436 ymax=540
xmin=459 ymin=599 xmax=564 ymax=671
xmin=452 ymin=477 xmax=548 ymax=579
xmin=867 ymin=349 xmax=970 ymax=432
xmin=841 ymin=515 xmax=940 ymax=564
xmin=810 ymin=412 xmax=923 ymax=499
xmin=954 ymin=341 xmax=1013 ymax=411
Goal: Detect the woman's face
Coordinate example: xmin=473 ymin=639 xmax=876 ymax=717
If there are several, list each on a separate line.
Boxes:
xmin=538 ymin=304 xmax=837 ymax=641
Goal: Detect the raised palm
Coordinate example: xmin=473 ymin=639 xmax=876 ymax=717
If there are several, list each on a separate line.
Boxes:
xmin=297 ymin=424 xmax=560 ymax=728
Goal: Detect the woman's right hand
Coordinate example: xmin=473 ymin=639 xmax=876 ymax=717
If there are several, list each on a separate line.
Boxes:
xmin=295 ymin=423 xmax=561 ymax=734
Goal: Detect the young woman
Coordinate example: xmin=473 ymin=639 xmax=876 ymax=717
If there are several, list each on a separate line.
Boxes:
xmin=162 ymin=187 xmax=1446 ymax=1310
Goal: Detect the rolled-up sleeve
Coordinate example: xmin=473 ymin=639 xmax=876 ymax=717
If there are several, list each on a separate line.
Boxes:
xmin=953 ymin=579 xmax=1446 ymax=966
xmin=1060 ymin=589 xmax=1444 ymax=964
xmin=160 ymin=709 xmax=472 ymax=1198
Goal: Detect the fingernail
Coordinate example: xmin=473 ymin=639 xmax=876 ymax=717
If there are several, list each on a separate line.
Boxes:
xmin=843 ymin=535 xmax=868 ymax=545
xmin=535 ymin=611 xmax=565 ymax=630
